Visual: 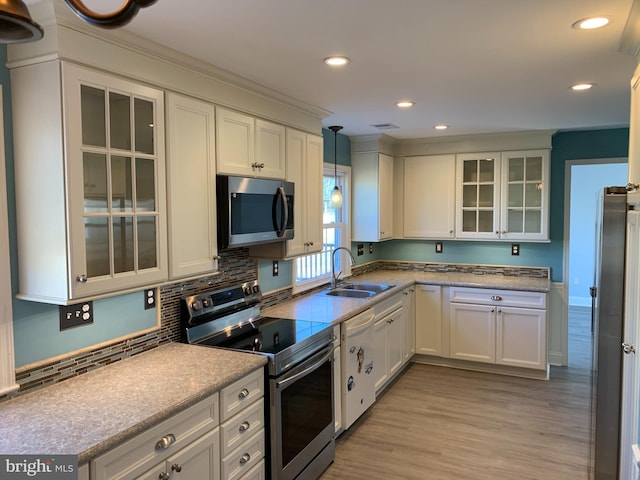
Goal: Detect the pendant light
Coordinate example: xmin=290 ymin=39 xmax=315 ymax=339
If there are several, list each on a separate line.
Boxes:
xmin=0 ymin=0 xmax=157 ymax=43
xmin=64 ymin=0 xmax=158 ymax=29
xmin=0 ymin=0 xmax=44 ymax=43
xmin=329 ymin=125 xmax=343 ymax=208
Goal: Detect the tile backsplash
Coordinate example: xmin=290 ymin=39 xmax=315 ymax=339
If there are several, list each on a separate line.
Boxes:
xmin=4 ymin=256 xmax=548 ymax=401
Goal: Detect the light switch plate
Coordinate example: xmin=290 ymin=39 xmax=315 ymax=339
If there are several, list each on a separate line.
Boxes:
xmin=59 ymin=301 xmax=94 ymax=330
xmin=435 ymin=242 xmax=443 ymax=253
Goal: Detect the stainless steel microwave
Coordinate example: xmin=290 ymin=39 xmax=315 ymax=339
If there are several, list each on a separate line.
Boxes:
xmin=217 ymin=175 xmax=294 ymax=249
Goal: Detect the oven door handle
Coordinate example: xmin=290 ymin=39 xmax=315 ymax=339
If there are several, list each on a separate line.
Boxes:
xmin=275 ymin=345 xmax=333 ymax=390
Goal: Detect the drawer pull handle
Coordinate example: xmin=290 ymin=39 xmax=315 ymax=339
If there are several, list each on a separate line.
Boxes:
xmin=238 ymin=388 xmax=250 ymax=400
xmin=240 ymin=453 xmax=251 ymax=465
xmin=171 ymin=464 xmax=182 ymax=473
xmin=155 ymin=433 xmax=176 ymax=451
xmin=491 ymin=295 xmax=502 ymax=301
xmin=239 ymin=421 xmax=251 ymax=432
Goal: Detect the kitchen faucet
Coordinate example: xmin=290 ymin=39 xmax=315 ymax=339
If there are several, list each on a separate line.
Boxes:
xmin=331 ymin=247 xmax=355 ymax=289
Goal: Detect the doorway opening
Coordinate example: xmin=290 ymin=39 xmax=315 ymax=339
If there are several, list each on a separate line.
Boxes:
xmin=566 ymin=159 xmax=628 ymax=369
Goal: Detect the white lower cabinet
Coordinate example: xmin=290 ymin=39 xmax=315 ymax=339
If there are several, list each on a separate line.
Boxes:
xmin=449 ymin=287 xmax=547 ymax=370
xmin=449 ymin=302 xmax=496 ymax=363
xmin=372 ymin=296 xmax=405 ymax=395
xmin=91 ymin=369 xmax=265 ymax=480
xmin=138 ymin=428 xmax=220 ymax=480
xmin=402 ymin=286 xmax=416 ymax=361
xmin=415 ymin=285 xmax=443 ymax=357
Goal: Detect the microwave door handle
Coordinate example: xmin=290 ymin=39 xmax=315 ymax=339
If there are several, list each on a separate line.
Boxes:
xmin=276 ymin=186 xmax=288 ymax=237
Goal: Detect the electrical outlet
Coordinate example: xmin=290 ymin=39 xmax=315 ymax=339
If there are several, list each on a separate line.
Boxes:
xmin=369 ymin=243 xmax=374 ymax=254
xmin=435 ymin=242 xmax=443 ymax=253
xmin=59 ymin=301 xmax=93 ymax=330
xmin=357 ymin=244 xmax=364 ymax=256
xmin=144 ymin=288 xmax=156 ymax=310
xmin=511 ymin=244 xmax=520 ymax=256
xmin=272 ymin=260 xmax=279 ymax=276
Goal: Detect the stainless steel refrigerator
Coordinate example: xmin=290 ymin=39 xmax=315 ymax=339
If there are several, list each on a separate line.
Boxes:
xmin=590 ymin=186 xmax=627 ymax=480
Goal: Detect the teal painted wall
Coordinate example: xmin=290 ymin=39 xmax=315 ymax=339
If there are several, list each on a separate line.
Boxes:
xmin=1 ymin=46 xmax=161 ymax=368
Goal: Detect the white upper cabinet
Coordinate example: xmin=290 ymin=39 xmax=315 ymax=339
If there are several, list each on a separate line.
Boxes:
xmin=455 ymin=149 xmax=549 ymax=241
xmin=499 ymin=150 xmax=549 ymax=241
xmin=404 ymin=154 xmax=456 ymax=239
xmin=12 ymin=60 xmax=167 ymax=303
xmin=249 ymin=129 xmax=323 ymax=259
xmin=216 ymin=107 xmax=285 ymax=179
xmin=455 ymin=152 xmax=502 ymax=240
xmin=629 ymin=64 xmax=640 ymax=200
xmin=166 ymin=92 xmax=219 ymax=279
xmin=352 ymin=152 xmax=394 ymax=242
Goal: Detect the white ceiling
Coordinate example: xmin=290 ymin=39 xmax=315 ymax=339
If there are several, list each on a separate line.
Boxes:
xmin=75 ymin=0 xmax=638 ymax=139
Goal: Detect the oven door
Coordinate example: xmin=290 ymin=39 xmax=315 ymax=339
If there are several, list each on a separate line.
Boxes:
xmin=270 ymin=344 xmax=335 ymax=480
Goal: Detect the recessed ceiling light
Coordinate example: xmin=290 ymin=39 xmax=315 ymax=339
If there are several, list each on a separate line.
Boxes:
xmin=434 ymin=125 xmax=449 ymax=130
xmin=571 ymin=83 xmax=595 ymax=91
xmin=572 ymin=17 xmax=610 ymax=30
xmin=396 ymin=101 xmax=415 ymax=108
xmin=324 ymin=56 xmax=350 ymax=66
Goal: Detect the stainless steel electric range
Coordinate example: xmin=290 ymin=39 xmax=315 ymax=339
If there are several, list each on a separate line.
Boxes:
xmin=182 ymin=281 xmax=335 ymax=480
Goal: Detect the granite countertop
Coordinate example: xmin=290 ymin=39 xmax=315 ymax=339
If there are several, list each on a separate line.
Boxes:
xmin=0 ymin=343 xmax=267 ymax=465
xmin=261 ymin=270 xmax=550 ymax=325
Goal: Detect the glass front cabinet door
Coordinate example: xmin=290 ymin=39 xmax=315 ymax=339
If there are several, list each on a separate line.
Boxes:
xmin=455 ymin=153 xmax=501 ymax=240
xmin=64 ymin=63 xmax=167 ymax=299
xmin=500 ymin=150 xmax=549 ymax=241
xmin=455 ymin=150 xmax=549 ymax=242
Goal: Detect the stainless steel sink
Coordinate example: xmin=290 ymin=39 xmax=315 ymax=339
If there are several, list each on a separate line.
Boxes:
xmin=324 ymin=288 xmax=376 ymax=298
xmin=321 ymin=282 xmax=395 ymax=298
xmin=340 ymin=282 xmax=394 ymax=293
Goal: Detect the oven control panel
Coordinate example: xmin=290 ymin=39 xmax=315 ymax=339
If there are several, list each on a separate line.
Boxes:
xmin=183 ymin=280 xmax=262 ymax=320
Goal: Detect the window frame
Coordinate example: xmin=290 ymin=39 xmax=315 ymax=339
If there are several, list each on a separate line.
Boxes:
xmin=292 ymin=164 xmax=351 ymax=294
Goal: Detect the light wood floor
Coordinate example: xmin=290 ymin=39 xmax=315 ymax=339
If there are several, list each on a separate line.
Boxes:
xmin=321 ymin=307 xmax=592 ymax=480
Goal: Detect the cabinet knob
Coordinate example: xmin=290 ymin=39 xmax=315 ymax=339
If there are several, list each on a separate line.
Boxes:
xmin=239 ymin=421 xmax=251 ymax=432
xmin=76 ymin=274 xmax=87 ymax=283
xmin=171 ymin=464 xmax=182 ymax=473
xmin=155 ymin=433 xmax=176 ymax=451
xmin=213 ymin=255 xmax=221 ymax=261
xmin=238 ymin=388 xmax=250 ymax=400
xmin=623 ymin=343 xmax=636 ymax=355
xmin=158 ymin=473 xmax=170 ymax=480
xmin=240 ymin=453 xmax=251 ymax=465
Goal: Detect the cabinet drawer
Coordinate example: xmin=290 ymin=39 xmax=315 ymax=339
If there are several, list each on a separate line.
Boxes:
xmin=220 ymin=368 xmax=264 ymax=422
xmin=449 ymin=287 xmax=546 ymax=309
xmin=221 ymin=430 xmax=265 ymax=480
xmin=221 ymin=398 xmax=265 ymax=457
xmin=237 ymin=458 xmax=265 ymax=480
xmin=92 ymin=394 xmax=219 ymax=480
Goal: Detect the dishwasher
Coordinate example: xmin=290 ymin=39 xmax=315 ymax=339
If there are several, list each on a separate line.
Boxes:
xmin=341 ymin=308 xmax=376 ymax=429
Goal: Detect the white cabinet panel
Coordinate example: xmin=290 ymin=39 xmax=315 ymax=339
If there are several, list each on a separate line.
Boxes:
xmin=496 ymin=306 xmax=547 ymax=369
xmin=352 ymin=152 xmax=394 ymax=241
xmin=415 ymin=284 xmax=443 ymax=356
xmin=166 ymin=92 xmax=218 ymax=279
xmin=404 ymin=155 xmax=456 ymax=238
xmin=449 ymin=303 xmax=496 ymax=363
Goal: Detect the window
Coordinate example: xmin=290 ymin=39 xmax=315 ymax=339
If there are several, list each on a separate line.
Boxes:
xmin=294 ymin=165 xmax=350 ymax=292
